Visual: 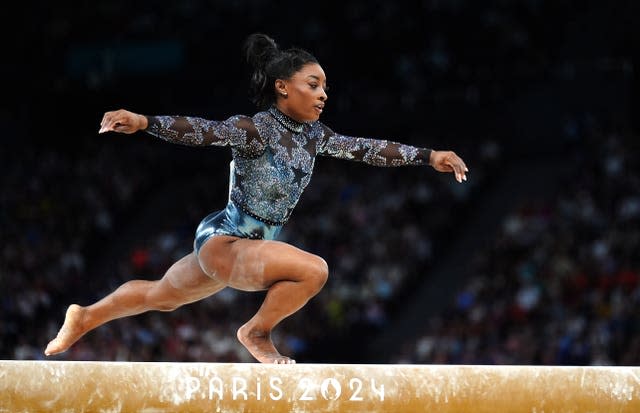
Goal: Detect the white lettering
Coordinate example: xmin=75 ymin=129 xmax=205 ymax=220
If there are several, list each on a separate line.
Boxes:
xmin=232 ymin=377 xmax=248 ymax=400
xmin=208 ymin=377 xmax=223 ymax=400
xmin=349 ymin=378 xmax=363 ymax=401
xmin=256 ymin=378 xmax=261 ymax=401
xmin=320 ymin=378 xmax=342 ymax=400
xmin=185 ymin=377 xmax=201 ymax=400
xmin=269 ymin=377 xmax=283 ymax=401
xmin=299 ymin=378 xmax=315 ymax=401
xmin=190 ymin=373 xmax=387 ymax=403
xmin=371 ymin=379 xmax=385 ymax=401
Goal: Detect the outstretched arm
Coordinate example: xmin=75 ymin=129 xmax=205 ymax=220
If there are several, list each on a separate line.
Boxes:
xmin=98 ymin=109 xmax=262 ymax=150
xmin=317 ymin=124 xmax=468 ymax=182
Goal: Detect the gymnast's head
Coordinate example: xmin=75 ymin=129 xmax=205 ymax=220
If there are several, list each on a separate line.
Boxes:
xmin=244 ymin=33 xmax=328 ymax=123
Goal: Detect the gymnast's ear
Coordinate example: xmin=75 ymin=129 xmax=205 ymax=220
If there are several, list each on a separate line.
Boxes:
xmin=275 ymin=79 xmax=288 ymax=97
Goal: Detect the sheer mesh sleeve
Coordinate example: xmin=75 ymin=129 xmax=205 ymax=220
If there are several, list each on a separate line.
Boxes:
xmin=144 ymin=115 xmax=265 ymax=157
xmin=316 ymin=123 xmax=432 ymax=167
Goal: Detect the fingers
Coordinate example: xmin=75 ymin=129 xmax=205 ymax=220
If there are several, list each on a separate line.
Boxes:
xmin=98 ymin=111 xmax=115 ymax=133
xmin=99 ymin=109 xmax=134 ymax=134
xmin=445 ymin=152 xmax=469 ymax=183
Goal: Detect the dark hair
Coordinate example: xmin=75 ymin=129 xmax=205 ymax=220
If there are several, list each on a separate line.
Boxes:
xmin=243 ymin=33 xmax=318 ymax=109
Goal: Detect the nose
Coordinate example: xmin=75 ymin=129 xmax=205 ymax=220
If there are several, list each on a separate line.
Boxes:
xmin=320 ymin=88 xmax=328 ymax=101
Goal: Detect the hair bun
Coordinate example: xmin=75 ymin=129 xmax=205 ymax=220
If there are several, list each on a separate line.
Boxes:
xmin=244 ymin=33 xmax=279 ymax=70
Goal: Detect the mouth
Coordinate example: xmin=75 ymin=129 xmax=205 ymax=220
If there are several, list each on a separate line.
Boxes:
xmin=314 ymin=104 xmax=325 ymax=114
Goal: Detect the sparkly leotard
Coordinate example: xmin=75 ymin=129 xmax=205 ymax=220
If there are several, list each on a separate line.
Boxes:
xmin=145 ymin=107 xmax=432 ymax=253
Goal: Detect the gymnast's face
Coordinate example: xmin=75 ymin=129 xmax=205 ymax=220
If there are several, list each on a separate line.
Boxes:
xmin=275 ymin=63 xmax=328 ymax=123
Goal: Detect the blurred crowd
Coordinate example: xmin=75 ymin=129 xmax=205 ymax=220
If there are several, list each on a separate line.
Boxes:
xmin=1 ymin=138 xmax=155 ymax=360
xmin=3 ymin=0 xmax=637 ymax=363
xmin=19 ymin=0 xmax=632 ymax=131
xmin=393 ymin=116 xmax=640 ymax=365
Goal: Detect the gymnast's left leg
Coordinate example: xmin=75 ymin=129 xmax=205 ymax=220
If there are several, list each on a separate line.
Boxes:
xmin=197 ymin=236 xmax=329 ymax=363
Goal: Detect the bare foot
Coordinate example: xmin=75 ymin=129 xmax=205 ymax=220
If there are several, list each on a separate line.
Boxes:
xmin=44 ymin=304 xmax=87 ymax=356
xmin=237 ymin=324 xmax=295 ymax=364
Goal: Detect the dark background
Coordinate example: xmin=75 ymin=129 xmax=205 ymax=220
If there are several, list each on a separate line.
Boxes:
xmin=2 ymin=0 xmax=639 ymax=364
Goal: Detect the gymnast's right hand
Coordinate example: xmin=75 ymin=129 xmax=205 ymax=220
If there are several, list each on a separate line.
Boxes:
xmin=99 ymin=109 xmax=148 ymax=134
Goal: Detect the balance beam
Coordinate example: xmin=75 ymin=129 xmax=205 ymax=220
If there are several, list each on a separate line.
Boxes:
xmin=1 ymin=361 xmax=638 ymax=412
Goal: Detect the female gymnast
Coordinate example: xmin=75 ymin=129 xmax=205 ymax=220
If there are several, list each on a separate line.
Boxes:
xmin=45 ymin=33 xmax=468 ymax=364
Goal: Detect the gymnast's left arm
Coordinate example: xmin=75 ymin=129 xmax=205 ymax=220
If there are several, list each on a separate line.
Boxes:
xmin=316 ymin=123 xmax=469 ymax=183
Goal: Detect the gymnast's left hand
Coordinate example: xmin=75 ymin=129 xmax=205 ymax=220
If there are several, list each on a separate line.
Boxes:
xmin=429 ymin=150 xmax=469 ymax=183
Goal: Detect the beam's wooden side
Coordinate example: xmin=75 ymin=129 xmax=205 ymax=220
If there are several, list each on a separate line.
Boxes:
xmin=0 ymin=361 xmax=638 ymax=412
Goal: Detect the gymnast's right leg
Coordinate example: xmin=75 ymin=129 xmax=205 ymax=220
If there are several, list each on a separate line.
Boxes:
xmin=44 ymin=252 xmax=226 ymax=356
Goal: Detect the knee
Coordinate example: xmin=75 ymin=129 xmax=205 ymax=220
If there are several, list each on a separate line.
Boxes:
xmin=307 ymin=256 xmax=329 ymax=292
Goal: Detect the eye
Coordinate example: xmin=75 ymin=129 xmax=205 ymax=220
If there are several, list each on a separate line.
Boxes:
xmin=309 ymin=83 xmax=318 ymax=89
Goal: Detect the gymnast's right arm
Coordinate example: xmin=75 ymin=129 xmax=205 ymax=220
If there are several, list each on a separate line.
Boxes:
xmin=98 ymin=109 xmax=262 ymax=150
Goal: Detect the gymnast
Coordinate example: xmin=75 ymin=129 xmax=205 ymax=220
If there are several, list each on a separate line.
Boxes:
xmin=45 ymin=33 xmax=468 ymax=364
